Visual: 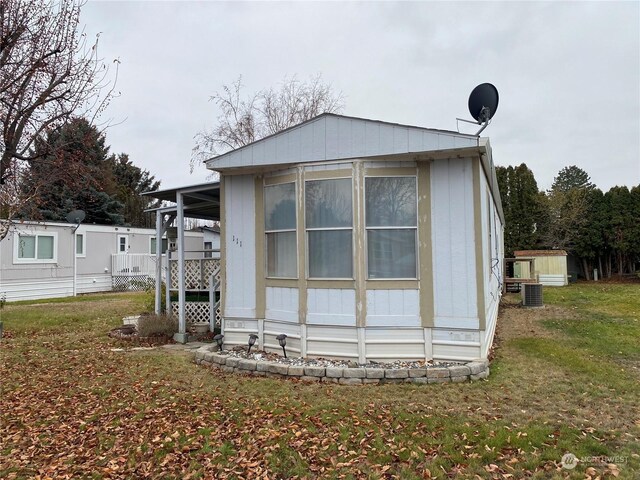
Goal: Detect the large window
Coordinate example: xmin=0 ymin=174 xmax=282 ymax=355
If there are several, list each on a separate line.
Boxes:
xmin=15 ymin=233 xmax=56 ymax=263
xmin=306 ymin=178 xmax=353 ymax=278
xmin=265 ymin=182 xmax=297 ymax=278
xmin=365 ymin=177 xmax=417 ymax=279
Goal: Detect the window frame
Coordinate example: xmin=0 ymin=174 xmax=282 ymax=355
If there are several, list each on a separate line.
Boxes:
xmin=264 ymin=180 xmax=298 ymax=279
xmin=75 ymin=232 xmax=86 ymax=258
xmin=13 ymin=231 xmax=58 ymax=264
xmin=149 ymin=236 xmax=168 ymax=255
xmin=364 ymin=175 xmax=419 ymax=280
xmin=305 ymin=176 xmax=354 ymax=280
xmin=117 ymin=234 xmax=129 ymax=254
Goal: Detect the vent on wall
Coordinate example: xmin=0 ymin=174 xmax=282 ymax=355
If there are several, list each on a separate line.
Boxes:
xmin=522 ymin=283 xmax=544 ymax=308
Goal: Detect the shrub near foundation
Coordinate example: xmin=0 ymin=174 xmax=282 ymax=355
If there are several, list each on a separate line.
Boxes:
xmin=137 ymin=313 xmax=178 ymax=338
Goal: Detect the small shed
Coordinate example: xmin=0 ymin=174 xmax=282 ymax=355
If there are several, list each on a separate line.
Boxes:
xmin=513 ymin=250 xmax=568 ymax=286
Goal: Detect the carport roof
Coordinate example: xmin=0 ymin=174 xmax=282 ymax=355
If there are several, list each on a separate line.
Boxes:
xmin=142 ymin=182 xmax=220 ymax=221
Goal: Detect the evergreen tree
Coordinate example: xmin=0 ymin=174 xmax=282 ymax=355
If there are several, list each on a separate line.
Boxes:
xmin=20 ymin=118 xmax=160 ymax=226
xmin=551 ymin=165 xmax=595 ymax=193
xmin=496 ymin=163 xmax=543 ymax=256
xmin=543 ymin=166 xmax=594 ymax=251
xmin=22 ymin=117 xmax=124 ymax=224
xmin=110 ymin=154 xmax=160 ymax=227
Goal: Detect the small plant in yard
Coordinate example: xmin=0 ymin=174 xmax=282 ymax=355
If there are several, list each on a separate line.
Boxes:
xmin=136 ymin=313 xmax=178 ymax=338
xmin=144 ymin=282 xmax=166 ymax=313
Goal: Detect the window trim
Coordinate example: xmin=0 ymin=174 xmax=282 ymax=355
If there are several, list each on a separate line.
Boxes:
xmin=117 ymin=234 xmax=129 ymax=254
xmin=305 ymin=176 xmax=355 ymax=280
xmin=364 ymin=175 xmax=419 ymax=280
xmin=264 ymin=180 xmax=298 ymax=280
xmin=13 ymin=231 xmax=58 ymax=264
xmin=149 ymin=236 xmax=168 ymax=256
xmin=75 ymin=232 xmax=86 ymax=258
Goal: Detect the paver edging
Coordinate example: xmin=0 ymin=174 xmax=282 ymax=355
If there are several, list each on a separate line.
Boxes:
xmin=193 ymin=346 xmax=490 ymax=385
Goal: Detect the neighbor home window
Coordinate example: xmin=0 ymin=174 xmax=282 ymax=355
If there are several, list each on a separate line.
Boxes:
xmin=204 ymin=241 xmax=213 ymax=258
xmin=306 ymin=178 xmax=353 ymax=278
xmin=15 ymin=233 xmax=56 ymax=263
xmin=365 ymin=177 xmax=417 ymax=279
xmin=264 ymin=182 xmax=297 ymax=278
xmin=150 ymin=237 xmax=168 ymax=255
xmin=76 ymin=233 xmax=85 ymax=257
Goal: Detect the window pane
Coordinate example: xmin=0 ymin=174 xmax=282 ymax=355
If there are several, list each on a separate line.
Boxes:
xmin=150 ymin=237 xmax=157 ymax=254
xmin=366 ymin=177 xmax=417 ymax=227
xmin=265 ymin=183 xmax=296 ymax=230
xmin=18 ymin=235 xmax=36 ymax=259
xmin=367 ymin=230 xmax=417 ymax=279
xmin=162 ymin=238 xmax=168 ymax=252
xmin=266 ymin=232 xmax=297 ymax=277
xmin=305 ymin=179 xmax=352 ymax=228
xmin=76 ymin=234 xmax=83 ymax=254
xmin=37 ymin=236 xmax=54 ymax=260
xmin=308 ymin=230 xmax=352 ymax=278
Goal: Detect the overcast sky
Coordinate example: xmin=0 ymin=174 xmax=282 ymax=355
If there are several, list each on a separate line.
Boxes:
xmin=81 ymin=1 xmax=640 ymax=192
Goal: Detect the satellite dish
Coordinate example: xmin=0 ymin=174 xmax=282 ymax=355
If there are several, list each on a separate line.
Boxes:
xmin=66 ymin=209 xmax=85 ymax=224
xmin=456 ymin=83 xmax=499 ymax=135
xmin=468 ymin=83 xmax=499 ymax=123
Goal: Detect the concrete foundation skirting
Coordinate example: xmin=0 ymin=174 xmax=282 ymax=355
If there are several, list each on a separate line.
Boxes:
xmin=193 ymin=346 xmax=490 ymax=385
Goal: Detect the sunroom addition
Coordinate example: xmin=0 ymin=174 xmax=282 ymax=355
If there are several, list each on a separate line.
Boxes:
xmin=208 ymin=113 xmax=504 ymax=363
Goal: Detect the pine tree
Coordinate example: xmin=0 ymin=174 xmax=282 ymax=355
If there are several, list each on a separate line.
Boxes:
xmin=496 ymin=163 xmax=543 ymax=256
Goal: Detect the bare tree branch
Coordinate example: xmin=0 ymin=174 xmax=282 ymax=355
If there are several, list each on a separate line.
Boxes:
xmin=0 ymin=0 xmax=119 ymax=240
xmin=191 ymin=74 xmax=344 ymax=173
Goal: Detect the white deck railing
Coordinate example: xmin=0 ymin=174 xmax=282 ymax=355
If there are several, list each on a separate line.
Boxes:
xmin=111 ymin=253 xmax=158 ymax=277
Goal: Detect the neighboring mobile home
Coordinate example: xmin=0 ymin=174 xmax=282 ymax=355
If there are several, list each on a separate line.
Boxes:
xmin=206 ymin=113 xmax=504 ymax=362
xmin=0 ymin=221 xmax=203 ymax=301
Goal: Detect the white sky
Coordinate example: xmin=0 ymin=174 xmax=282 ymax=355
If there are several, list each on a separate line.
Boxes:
xmin=82 ymin=1 xmax=640 ymax=192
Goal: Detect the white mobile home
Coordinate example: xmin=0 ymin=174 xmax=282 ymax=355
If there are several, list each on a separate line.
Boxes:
xmin=0 ymin=221 xmax=204 ymax=302
xmin=204 ymin=113 xmax=504 ymax=362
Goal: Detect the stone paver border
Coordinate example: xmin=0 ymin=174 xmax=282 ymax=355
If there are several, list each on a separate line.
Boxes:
xmin=193 ymin=345 xmax=490 ymax=385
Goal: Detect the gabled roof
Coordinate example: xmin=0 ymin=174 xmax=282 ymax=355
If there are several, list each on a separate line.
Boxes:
xmin=205 ymin=113 xmax=479 ymax=171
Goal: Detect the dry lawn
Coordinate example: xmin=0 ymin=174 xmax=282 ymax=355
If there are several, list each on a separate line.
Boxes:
xmin=1 ymin=286 xmax=639 ymax=479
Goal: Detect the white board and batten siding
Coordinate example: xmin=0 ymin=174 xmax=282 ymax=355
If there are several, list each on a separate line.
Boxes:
xmin=365 ymin=289 xmax=420 ymax=327
xmin=223 ymin=174 xmax=256 ymax=319
xmin=265 ymin=286 xmax=298 ymax=323
xmin=208 ymin=114 xmax=478 ymax=171
xmin=480 ymin=170 xmax=504 ymax=358
xmin=429 ymin=158 xmax=484 ymax=361
xmin=306 ymin=288 xmax=356 ymax=326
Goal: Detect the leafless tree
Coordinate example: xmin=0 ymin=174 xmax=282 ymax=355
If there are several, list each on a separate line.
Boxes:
xmin=0 ymin=0 xmax=118 ymax=240
xmin=192 ymin=74 xmax=344 ymax=172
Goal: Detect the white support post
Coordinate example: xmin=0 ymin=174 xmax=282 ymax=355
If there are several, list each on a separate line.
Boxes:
xmin=155 ymin=210 xmax=162 ymax=314
xmin=208 ymin=274 xmax=215 ymax=332
xmin=165 ymin=252 xmax=172 ymax=315
xmin=423 ymin=328 xmax=433 ymax=361
xmin=72 ymin=230 xmax=77 ymax=296
xmin=175 ymin=192 xmax=187 ymax=343
xmin=357 ymin=327 xmax=366 ymax=364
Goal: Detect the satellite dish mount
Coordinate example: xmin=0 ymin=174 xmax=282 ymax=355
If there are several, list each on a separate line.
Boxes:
xmin=65 ymin=209 xmax=86 ymax=233
xmin=456 ymin=83 xmax=499 ymax=136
